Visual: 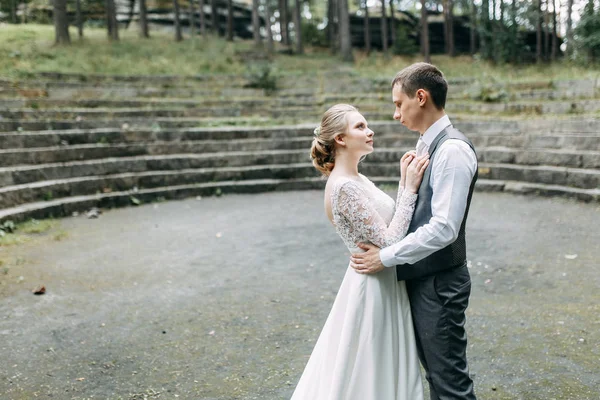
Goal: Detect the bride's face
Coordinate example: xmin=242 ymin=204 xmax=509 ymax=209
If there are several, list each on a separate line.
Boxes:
xmin=336 ymin=111 xmax=374 ymax=157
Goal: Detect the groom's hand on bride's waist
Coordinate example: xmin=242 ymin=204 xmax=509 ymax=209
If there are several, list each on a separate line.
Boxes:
xmin=350 ymin=243 xmax=384 ymax=275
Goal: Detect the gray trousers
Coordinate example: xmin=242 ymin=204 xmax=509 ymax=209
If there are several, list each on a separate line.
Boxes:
xmin=405 ymin=264 xmax=477 ymax=400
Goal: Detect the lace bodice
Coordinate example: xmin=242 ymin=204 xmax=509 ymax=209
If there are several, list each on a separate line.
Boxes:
xmin=330 ymin=176 xmax=418 ymax=252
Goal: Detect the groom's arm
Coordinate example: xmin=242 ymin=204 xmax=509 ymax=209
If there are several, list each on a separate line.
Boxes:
xmin=379 ymin=140 xmax=477 ymax=267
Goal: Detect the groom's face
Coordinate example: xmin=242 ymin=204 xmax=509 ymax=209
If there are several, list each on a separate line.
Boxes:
xmin=392 ymin=83 xmax=421 ymax=133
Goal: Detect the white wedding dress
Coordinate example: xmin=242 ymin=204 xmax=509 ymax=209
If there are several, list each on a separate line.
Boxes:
xmin=291 ymin=175 xmax=423 ymax=400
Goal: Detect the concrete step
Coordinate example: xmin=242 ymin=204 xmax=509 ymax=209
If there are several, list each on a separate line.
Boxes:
xmin=0 ymin=117 xmax=277 ymax=132
xmin=0 ymin=164 xmax=320 ymax=209
xmin=3 ymin=173 xmax=597 ymax=225
xmin=480 ymin=147 xmax=600 ymax=169
xmin=0 ymin=178 xmax=327 ymax=224
xmin=0 ymin=137 xmax=317 ymax=167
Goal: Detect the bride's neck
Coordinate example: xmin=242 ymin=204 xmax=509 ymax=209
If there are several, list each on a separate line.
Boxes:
xmin=332 ymin=152 xmax=361 ymax=177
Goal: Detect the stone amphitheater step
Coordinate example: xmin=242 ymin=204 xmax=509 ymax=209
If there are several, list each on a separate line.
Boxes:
xmin=480 ymin=147 xmax=600 ymax=168
xmin=0 ymin=164 xmax=320 ymax=209
xmin=0 ymin=117 xmax=276 ymax=132
xmin=0 ymin=178 xmax=327 ymax=223
xmin=1 ymin=175 xmax=598 ymax=224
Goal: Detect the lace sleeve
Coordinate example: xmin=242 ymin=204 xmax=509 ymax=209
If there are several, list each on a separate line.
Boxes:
xmin=332 ymin=180 xmax=417 ymax=248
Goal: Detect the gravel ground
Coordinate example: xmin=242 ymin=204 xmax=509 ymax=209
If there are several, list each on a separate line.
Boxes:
xmin=0 ymin=190 xmax=598 ymax=400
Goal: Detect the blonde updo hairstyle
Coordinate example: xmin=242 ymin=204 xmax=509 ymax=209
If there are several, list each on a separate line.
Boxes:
xmin=310 ymin=104 xmax=358 ymax=176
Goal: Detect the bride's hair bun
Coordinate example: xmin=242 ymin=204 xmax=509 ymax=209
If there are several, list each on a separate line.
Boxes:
xmin=310 ymin=104 xmax=357 ymax=176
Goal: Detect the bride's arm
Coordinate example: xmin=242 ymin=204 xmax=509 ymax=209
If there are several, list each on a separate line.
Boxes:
xmin=333 ymin=155 xmax=429 ymax=249
xmin=333 ymin=181 xmax=417 ymax=249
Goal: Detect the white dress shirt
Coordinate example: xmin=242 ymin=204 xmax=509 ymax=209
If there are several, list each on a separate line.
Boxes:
xmin=380 ymin=115 xmax=478 ymax=267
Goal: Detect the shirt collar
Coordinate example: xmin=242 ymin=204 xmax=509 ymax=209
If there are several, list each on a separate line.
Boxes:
xmin=420 ymin=114 xmax=451 ymax=147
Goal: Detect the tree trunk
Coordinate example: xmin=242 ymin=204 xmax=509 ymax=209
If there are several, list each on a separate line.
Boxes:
xmin=536 ymin=0 xmax=542 ymax=63
xmin=126 ymin=0 xmax=135 ymax=28
xmin=106 ymin=0 xmax=119 ymax=41
xmin=200 ymin=0 xmax=206 ymax=36
xmin=53 ymin=0 xmax=71 ymax=45
xmin=566 ymin=0 xmax=574 ymax=57
xmin=470 ymin=1 xmax=476 ymax=55
xmin=294 ymin=0 xmax=303 ymax=54
xmin=480 ymin=0 xmax=489 ymax=58
xmin=252 ymin=0 xmax=261 ymax=47
xmin=211 ymin=0 xmax=219 ymax=35
xmin=75 ymin=0 xmax=83 ymax=38
xmin=543 ymin=0 xmax=550 ymax=61
xmin=448 ymin=0 xmax=454 ymax=56
xmin=265 ymin=0 xmax=274 ymax=54
xmin=443 ymin=0 xmax=448 ymax=53
xmin=283 ymin=0 xmax=291 ymax=46
xmin=173 ymin=0 xmax=183 ymax=41
xmin=551 ymin=0 xmax=557 ymax=61
xmin=500 ymin=0 xmax=504 ymax=23
xmin=339 ymin=0 xmax=353 ymax=61
xmin=328 ymin=0 xmax=337 ymax=53
xmin=189 ymin=0 xmax=196 ymax=37
xmin=381 ymin=0 xmax=388 ymax=57
xmin=364 ymin=0 xmax=371 ymax=55
xmin=511 ymin=0 xmax=518 ymax=62
xmin=389 ymin=0 xmax=396 ymax=46
xmin=139 ymin=0 xmax=150 ymax=37
xmin=420 ymin=0 xmax=430 ymax=63
xmin=227 ymin=0 xmax=233 ymax=41
xmin=10 ymin=0 xmax=17 ymax=24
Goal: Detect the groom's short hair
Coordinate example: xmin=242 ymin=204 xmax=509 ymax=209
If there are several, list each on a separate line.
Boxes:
xmin=391 ymin=63 xmax=448 ymax=110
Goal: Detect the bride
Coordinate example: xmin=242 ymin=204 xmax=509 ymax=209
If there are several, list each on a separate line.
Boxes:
xmin=291 ymin=104 xmax=429 ymax=400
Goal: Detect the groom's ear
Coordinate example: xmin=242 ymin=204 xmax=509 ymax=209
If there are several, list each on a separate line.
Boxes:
xmin=416 ymin=89 xmax=428 ymax=107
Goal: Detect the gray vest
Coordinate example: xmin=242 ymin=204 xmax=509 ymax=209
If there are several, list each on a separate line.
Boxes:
xmin=396 ymin=126 xmax=478 ymax=281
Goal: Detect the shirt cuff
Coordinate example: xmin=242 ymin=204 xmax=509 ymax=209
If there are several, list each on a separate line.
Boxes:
xmin=380 ymin=246 xmax=398 ymax=268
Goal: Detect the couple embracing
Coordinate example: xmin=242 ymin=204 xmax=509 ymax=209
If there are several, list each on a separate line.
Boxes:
xmin=291 ymin=63 xmax=479 ymax=400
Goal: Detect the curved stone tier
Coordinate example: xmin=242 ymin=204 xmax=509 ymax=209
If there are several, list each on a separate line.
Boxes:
xmin=0 ymin=73 xmax=599 ymax=223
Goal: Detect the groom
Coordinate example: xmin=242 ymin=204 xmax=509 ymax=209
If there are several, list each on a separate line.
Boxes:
xmin=350 ymin=63 xmax=478 ymax=400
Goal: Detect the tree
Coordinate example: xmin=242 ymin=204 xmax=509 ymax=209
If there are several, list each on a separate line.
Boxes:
xmin=190 ymin=0 xmax=196 ymax=38
xmin=566 ymin=0 xmax=574 ymax=56
xmin=470 ymin=1 xmax=477 ymax=55
xmin=328 ymin=0 xmax=337 ymax=53
xmin=140 ymin=0 xmax=150 ymax=37
xmin=75 ymin=0 xmax=83 ymax=38
xmin=420 ymin=0 xmax=430 ymax=62
xmin=339 ymin=0 xmax=353 ymax=61
xmin=381 ymin=0 xmax=389 ymax=57
xmin=443 ymin=0 xmax=455 ymax=56
xmin=252 ymin=0 xmax=261 ymax=47
xmin=479 ymin=0 xmax=490 ymax=59
xmin=551 ymin=0 xmax=558 ymax=61
xmin=389 ymin=0 xmax=396 ymax=47
xmin=200 ymin=0 xmax=206 ymax=36
xmin=294 ymin=0 xmax=303 ymax=54
xmin=363 ymin=0 xmax=371 ymax=55
xmin=536 ymin=0 xmax=542 ymax=63
xmin=173 ymin=0 xmax=183 ymax=41
xmin=575 ymin=0 xmax=600 ymax=62
xmin=227 ymin=0 xmax=234 ymax=41
xmin=53 ymin=0 xmax=71 ymax=45
xmin=281 ymin=0 xmax=291 ymax=46
xmin=105 ymin=0 xmax=119 ymax=41
xmin=211 ymin=0 xmax=219 ymax=35
xmin=265 ymin=0 xmax=274 ymax=54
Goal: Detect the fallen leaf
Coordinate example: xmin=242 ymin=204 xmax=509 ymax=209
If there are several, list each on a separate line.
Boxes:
xmin=564 ymin=254 xmax=578 ymax=260
xmin=32 ymin=285 xmax=46 ymax=295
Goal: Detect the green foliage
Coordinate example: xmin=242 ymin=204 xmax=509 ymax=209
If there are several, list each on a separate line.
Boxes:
xmin=301 ymin=21 xmax=328 ymax=48
xmin=466 ymin=82 xmax=508 ymax=103
xmin=0 ymin=221 xmax=16 ymax=237
xmin=574 ymin=4 xmax=600 ymax=63
xmin=244 ymin=63 xmax=278 ymax=95
xmin=393 ymin=24 xmax=418 ymax=56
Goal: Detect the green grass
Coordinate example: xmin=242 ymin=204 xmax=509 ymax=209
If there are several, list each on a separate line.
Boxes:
xmin=0 ymin=218 xmax=57 ymax=246
xmin=2 ymin=24 xmax=600 ymax=83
